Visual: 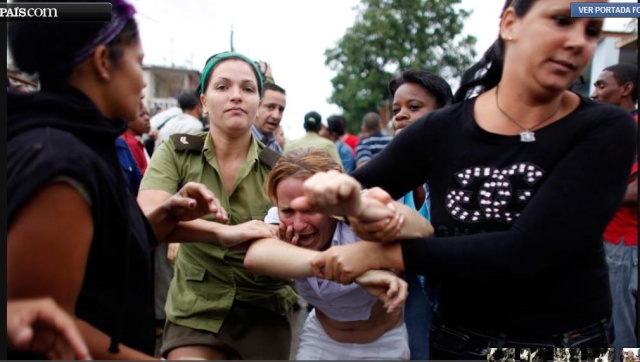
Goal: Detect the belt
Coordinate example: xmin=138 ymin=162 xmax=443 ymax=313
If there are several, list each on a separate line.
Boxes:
xmin=431 ymin=311 xmax=612 ymax=353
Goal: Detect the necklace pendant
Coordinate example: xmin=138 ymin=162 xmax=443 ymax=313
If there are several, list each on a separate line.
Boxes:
xmin=520 ymin=131 xmax=536 ymax=142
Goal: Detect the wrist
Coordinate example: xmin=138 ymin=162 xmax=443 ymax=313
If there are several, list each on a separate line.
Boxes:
xmin=366 ymin=241 xmax=386 ymax=270
xmin=381 ymin=242 xmax=404 ymax=271
xmin=162 ymin=199 xmax=181 ymax=225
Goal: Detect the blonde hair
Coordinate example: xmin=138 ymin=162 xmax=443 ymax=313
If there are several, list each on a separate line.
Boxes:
xmin=266 ymin=148 xmax=343 ymax=204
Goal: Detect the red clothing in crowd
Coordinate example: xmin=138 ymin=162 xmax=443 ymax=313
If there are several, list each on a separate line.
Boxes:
xmin=120 ymin=132 xmax=148 ymax=174
xmin=342 ymin=133 xmax=360 ymax=155
xmin=603 ymin=111 xmax=637 ymax=246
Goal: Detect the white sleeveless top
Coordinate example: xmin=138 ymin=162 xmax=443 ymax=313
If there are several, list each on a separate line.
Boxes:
xmin=294 ymin=222 xmax=378 ymax=322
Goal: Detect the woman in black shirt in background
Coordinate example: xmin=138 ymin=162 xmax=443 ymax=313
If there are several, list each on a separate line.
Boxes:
xmin=289 ymin=0 xmax=636 ymax=359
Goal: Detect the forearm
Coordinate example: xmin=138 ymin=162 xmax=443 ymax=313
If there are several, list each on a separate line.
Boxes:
xmin=376 ymin=242 xmax=405 ymax=271
xmin=139 ymin=189 xmax=181 ymax=243
xmin=395 ymin=202 xmax=434 ymax=239
xmin=76 ymin=319 xmax=153 ymax=360
xmin=244 ymin=238 xmax=318 ymax=279
xmin=163 ymin=218 xmax=224 ymax=245
xmin=354 ymin=241 xmax=405 ymax=272
xmin=144 ymin=202 xmax=180 ymax=242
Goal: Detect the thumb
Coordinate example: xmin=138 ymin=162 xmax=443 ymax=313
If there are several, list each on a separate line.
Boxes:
xmin=310 ymin=254 xmax=326 ymax=279
xmin=167 ymin=197 xmax=195 ymax=216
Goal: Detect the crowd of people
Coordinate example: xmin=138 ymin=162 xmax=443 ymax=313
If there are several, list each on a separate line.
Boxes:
xmin=6 ymin=0 xmax=638 ymax=360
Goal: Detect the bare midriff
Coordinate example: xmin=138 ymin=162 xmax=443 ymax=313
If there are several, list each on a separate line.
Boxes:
xmin=315 ymin=300 xmax=404 ymax=344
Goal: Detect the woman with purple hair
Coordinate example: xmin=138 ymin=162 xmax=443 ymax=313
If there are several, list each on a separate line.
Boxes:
xmin=7 ymin=0 xmax=225 ymax=359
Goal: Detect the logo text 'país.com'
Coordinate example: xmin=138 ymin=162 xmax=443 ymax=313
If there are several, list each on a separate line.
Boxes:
xmin=0 ymin=3 xmax=111 ymax=21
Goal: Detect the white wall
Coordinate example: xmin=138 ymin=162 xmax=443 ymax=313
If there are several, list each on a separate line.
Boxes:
xmin=588 ymin=37 xmax=621 ymax=95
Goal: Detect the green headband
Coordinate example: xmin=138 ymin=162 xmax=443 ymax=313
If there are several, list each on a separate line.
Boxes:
xmin=199 ymin=52 xmax=264 ymax=96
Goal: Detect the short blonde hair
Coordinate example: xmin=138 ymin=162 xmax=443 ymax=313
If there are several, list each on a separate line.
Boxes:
xmin=265 ymin=148 xmax=343 ymax=204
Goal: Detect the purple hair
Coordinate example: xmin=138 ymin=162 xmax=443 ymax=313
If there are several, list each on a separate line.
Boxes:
xmin=68 ymin=0 xmax=137 ymax=67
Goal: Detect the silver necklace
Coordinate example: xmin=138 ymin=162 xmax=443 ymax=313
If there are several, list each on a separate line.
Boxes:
xmin=495 ymin=85 xmax=562 ymax=142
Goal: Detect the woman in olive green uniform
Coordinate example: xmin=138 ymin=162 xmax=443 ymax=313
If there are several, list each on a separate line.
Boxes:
xmin=138 ymin=52 xmax=297 ymax=360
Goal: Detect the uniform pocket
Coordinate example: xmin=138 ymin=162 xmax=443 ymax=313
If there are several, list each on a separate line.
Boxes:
xmin=184 ymin=263 xmax=206 ymax=281
xmin=168 ymin=263 xmax=219 ymax=317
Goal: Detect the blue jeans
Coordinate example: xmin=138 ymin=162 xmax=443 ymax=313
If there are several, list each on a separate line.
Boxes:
xmin=604 ymin=239 xmax=638 ymax=355
xmin=429 ymin=311 xmax=613 ymax=360
xmin=403 ymin=273 xmax=435 ymax=360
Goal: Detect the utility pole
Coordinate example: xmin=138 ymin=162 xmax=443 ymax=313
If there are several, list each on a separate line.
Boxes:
xmin=230 ymin=24 xmax=235 ymax=52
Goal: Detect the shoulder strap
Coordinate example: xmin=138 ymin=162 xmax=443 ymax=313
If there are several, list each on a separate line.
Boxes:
xmin=169 ymin=133 xmax=280 ymax=165
xmin=156 ymin=113 xmax=180 ymax=131
xmin=258 ymin=147 xmax=280 ymax=169
xmin=170 ymin=134 xmax=204 ymax=152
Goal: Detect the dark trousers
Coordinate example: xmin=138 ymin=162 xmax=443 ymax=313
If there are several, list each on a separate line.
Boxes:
xmin=429 ymin=311 xmax=613 ymax=360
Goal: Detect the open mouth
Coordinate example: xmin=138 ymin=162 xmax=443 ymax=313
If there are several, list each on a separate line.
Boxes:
xmin=297 ymin=232 xmax=317 ymax=247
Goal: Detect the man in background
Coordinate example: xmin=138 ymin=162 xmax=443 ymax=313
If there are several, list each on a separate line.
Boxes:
xmin=355 ymin=112 xmax=392 ymax=168
xmin=324 ymin=115 xmax=356 ymax=173
xmin=591 ymin=63 xmax=638 ymax=354
xmin=154 ymin=89 xmax=203 ymax=151
xmin=252 ymin=83 xmax=287 ymax=154
xmin=285 ymin=111 xmax=341 ymax=164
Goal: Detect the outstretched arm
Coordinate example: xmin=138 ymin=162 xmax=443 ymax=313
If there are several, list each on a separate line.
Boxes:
xmin=139 ymin=188 xmax=276 ymax=247
xmin=243 ymin=237 xmax=318 ymax=279
xmin=245 ymin=237 xmax=408 ymax=311
xmin=144 ymin=182 xmax=227 ymax=242
xmin=311 ymin=241 xmax=404 ymax=284
xmin=290 ymin=172 xmax=433 ymax=243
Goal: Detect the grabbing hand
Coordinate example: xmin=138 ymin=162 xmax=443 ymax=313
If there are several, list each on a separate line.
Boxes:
xmin=348 ymin=189 xmax=403 ymax=243
xmin=350 ymin=188 xmax=433 ymax=242
xmin=310 ymin=241 xmax=384 ymax=284
xmin=218 ymin=220 xmax=278 ymax=248
xmin=278 ymin=222 xmax=300 ymax=245
xmin=290 ymin=171 xmax=364 ymax=218
xmin=165 ymin=182 xmax=227 ymax=222
xmin=7 ymin=298 xmax=91 ymax=360
xmin=355 ymin=270 xmax=408 ymax=313
xmin=290 ymin=172 xmax=397 ymax=225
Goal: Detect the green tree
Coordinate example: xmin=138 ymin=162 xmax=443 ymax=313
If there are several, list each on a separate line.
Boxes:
xmin=325 ymin=0 xmax=477 ymax=134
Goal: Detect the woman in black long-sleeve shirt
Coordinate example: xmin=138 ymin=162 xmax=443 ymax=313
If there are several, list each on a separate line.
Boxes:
xmin=289 ymin=0 xmax=636 ymax=359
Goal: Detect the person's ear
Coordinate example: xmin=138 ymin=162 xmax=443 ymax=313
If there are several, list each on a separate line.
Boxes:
xmin=621 ymin=81 xmax=634 ymax=98
xmin=199 ymin=94 xmax=207 ymax=115
xmin=91 ymin=44 xmax=112 ymax=81
xmin=500 ymin=6 xmax=519 ymax=42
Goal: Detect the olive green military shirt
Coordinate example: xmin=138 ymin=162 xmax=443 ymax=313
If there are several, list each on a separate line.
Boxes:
xmin=140 ymin=132 xmax=297 ymax=334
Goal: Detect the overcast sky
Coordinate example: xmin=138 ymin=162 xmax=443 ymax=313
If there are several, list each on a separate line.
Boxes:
xmin=131 ymin=0 xmax=631 ymax=140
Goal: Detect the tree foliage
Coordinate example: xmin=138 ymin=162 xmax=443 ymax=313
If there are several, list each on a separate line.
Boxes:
xmin=325 ymin=0 xmax=477 ymax=134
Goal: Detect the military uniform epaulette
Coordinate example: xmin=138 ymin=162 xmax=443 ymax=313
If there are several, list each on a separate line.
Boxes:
xmin=170 ymin=133 xmax=280 ymax=168
xmin=258 ymin=147 xmax=280 ymax=169
xmin=170 ymin=134 xmax=204 ymax=152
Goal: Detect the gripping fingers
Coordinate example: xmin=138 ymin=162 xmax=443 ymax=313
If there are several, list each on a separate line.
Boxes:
xmin=386 ymin=278 xmax=408 ymax=312
xmin=310 ymin=256 xmax=326 ymax=279
xmin=376 ymin=212 xmax=403 ymax=243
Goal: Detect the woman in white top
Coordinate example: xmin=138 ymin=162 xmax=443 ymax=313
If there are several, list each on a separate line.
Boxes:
xmin=244 ymin=148 xmax=433 ymax=360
